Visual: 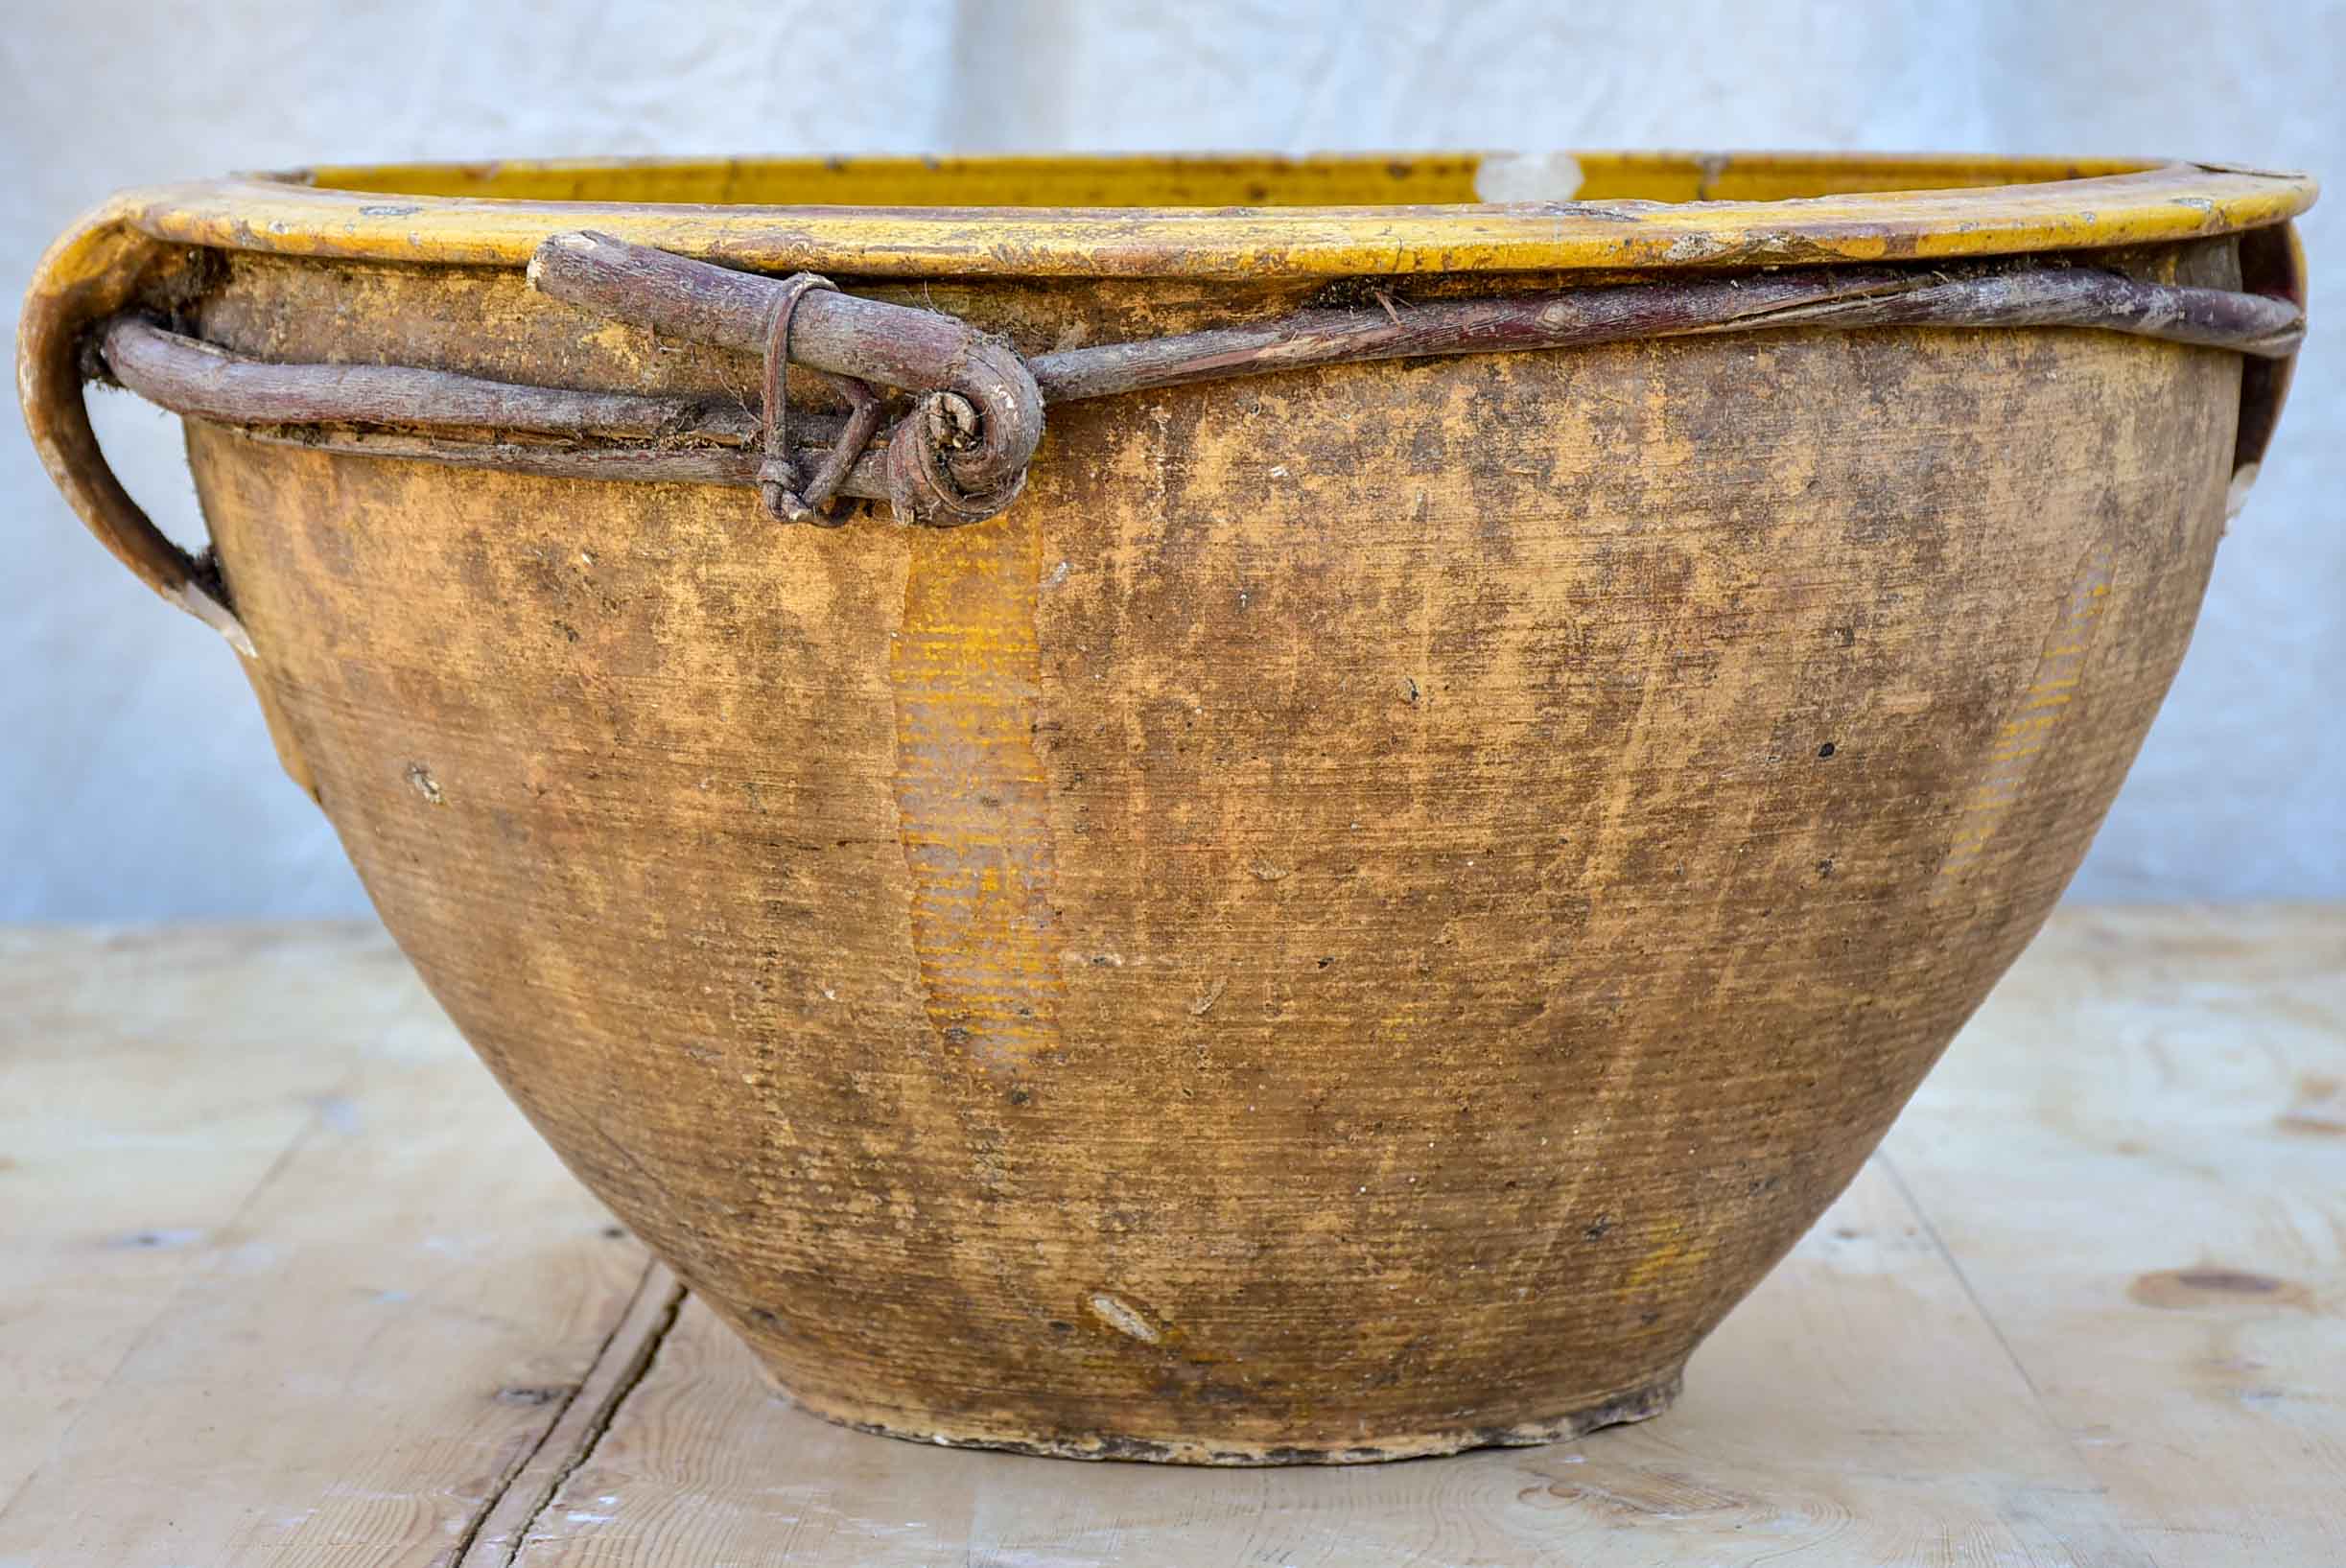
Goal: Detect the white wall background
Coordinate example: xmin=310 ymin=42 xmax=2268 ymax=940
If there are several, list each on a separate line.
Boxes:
xmin=4 ymin=0 xmax=2339 ymax=918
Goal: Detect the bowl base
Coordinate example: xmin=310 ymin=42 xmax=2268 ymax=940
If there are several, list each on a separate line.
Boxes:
xmin=770 ymin=1368 xmax=1686 ymax=1466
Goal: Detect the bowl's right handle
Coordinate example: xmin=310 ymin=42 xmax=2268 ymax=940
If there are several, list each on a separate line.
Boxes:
xmin=16 ymin=203 xmax=253 ymax=654
xmin=2231 ymin=220 xmax=2309 ymax=510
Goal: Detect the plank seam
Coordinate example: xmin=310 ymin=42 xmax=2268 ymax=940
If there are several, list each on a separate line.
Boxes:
xmin=496 ymin=1270 xmax=687 ymax=1567
xmin=453 ymin=1261 xmax=687 ymax=1567
xmin=1874 ymin=1149 xmax=2053 ymax=1406
xmin=1877 ymin=1127 xmax=2173 ymax=1567
xmin=445 ymin=1257 xmax=682 ymax=1567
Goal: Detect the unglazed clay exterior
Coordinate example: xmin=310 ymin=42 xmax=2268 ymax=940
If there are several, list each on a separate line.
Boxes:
xmin=22 ymin=155 xmax=2312 ymax=1462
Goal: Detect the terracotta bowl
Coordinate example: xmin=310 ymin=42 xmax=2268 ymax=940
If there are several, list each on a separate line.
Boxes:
xmin=21 ymin=152 xmax=2314 ymax=1462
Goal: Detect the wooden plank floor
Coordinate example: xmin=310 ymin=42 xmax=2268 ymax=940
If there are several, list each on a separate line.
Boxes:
xmin=0 ymin=908 xmax=2337 ymax=1566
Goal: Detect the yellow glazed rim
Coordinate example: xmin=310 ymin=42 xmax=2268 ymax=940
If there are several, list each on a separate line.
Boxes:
xmin=102 ymin=151 xmax=2316 ymax=279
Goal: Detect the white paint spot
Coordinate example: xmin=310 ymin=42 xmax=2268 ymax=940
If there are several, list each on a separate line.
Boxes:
xmin=1661 ymin=232 xmax=1729 ymax=263
xmin=1474 ymin=152 xmax=1584 ymax=204
xmin=1088 ymin=1290 xmax=1162 ymax=1344
xmin=405 ymin=762 xmax=445 ymax=805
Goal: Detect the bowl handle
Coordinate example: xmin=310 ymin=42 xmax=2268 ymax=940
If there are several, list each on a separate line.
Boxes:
xmin=528 ymin=231 xmax=1046 ymax=527
xmin=2229 ymin=220 xmax=2308 ymax=511
xmin=16 ymin=204 xmax=253 ymax=654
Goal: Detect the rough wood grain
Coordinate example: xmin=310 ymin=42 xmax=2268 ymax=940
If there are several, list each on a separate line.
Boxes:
xmin=1879 ymin=906 xmax=2346 ymax=1568
xmin=0 ymin=927 xmax=380 ymax=1503
xmin=0 ymin=927 xmax=655 ymax=1568
xmin=2 ymin=911 xmax=2336 ymax=1562
xmin=454 ymin=1263 xmax=686 ymax=1568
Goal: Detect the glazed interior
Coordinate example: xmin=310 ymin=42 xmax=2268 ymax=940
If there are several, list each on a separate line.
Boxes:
xmin=99 ymin=153 xmax=2301 ymax=281
xmin=288 ymin=151 xmax=2157 ymax=208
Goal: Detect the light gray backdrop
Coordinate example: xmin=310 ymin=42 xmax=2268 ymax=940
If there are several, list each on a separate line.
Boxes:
xmin=4 ymin=0 xmax=2338 ymax=918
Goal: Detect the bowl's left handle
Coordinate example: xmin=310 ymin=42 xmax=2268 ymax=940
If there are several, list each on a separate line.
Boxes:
xmin=18 ymin=206 xmax=325 ymax=802
xmin=16 ymin=207 xmax=253 ymax=655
